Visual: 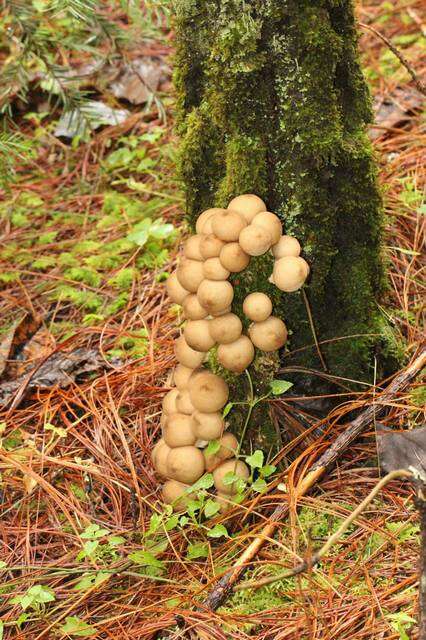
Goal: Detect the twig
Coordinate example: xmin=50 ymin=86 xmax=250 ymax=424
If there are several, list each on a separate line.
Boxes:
xmin=301 ymin=289 xmax=328 ymax=372
xmin=200 ymin=348 xmax=426 ymax=611
xmin=236 ymin=469 xmax=412 ymax=590
xmin=359 ymin=22 xmax=426 ymax=96
xmin=416 ymin=478 xmax=426 ymax=640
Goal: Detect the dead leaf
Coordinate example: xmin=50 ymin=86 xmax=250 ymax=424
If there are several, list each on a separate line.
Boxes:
xmin=370 ymin=86 xmax=423 ymax=140
xmin=22 ymin=474 xmax=38 ymax=495
xmin=377 ymin=424 xmax=426 ymax=476
xmin=109 ymin=57 xmax=168 ymax=104
xmin=0 ymin=313 xmax=42 ymax=380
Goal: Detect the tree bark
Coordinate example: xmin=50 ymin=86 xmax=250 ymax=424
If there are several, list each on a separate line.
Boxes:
xmin=174 ymin=0 xmax=401 ymax=442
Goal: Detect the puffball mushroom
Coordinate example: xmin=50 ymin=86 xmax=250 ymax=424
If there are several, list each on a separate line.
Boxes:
xmin=162 ymin=479 xmax=193 ymax=512
xmin=213 ymin=458 xmax=250 ymax=494
xmin=249 ymin=316 xmax=288 ymax=351
xmin=199 ymin=233 xmax=226 ymax=259
xmin=174 ymin=335 xmax=206 ymax=368
xmin=272 ymin=256 xmax=310 ymax=292
xmin=216 ymin=492 xmax=234 ymax=513
xmin=227 ymin=194 xmax=267 ymax=224
xmin=183 ymin=234 xmax=205 ymax=261
xmin=238 ymin=224 xmax=272 ymax=256
xmin=166 ymin=272 xmax=190 ymax=305
xmin=272 ymin=235 xmax=301 ymax=259
xmin=163 ymin=413 xmax=196 ymax=447
xmin=209 ymin=313 xmax=242 ymax=344
xmin=184 ymin=319 xmax=216 ymax=352
xmin=211 ymin=209 xmax=247 ymax=242
xmin=176 ymin=389 xmax=196 ymax=415
xmin=192 ymin=411 xmax=225 ymax=441
xmin=176 ymin=258 xmax=205 ymax=293
xmin=243 ymin=292 xmax=272 ymax=322
xmin=188 ymin=370 xmax=229 ymax=413
xmin=219 ymin=242 xmax=250 ymax=273
xmin=197 ymin=279 xmax=234 ymax=315
xmin=173 ymin=364 xmax=196 ymax=390
xmin=203 ymin=257 xmax=230 ymax=281
xmin=167 ymin=445 xmax=205 ymax=484
xmin=217 ymin=336 xmax=255 ymax=373
xmin=252 ymin=211 xmax=282 ymax=244
xmin=152 ymin=439 xmax=172 ymax=478
xmin=182 ymin=294 xmax=208 ymax=320
xmin=195 ymin=208 xmax=226 ymax=235
xmin=162 ymin=388 xmax=179 ymax=414
xmin=204 ymin=433 xmax=238 ymax=471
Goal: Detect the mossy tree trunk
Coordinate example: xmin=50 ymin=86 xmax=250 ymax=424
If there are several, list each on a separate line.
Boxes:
xmin=173 ymin=0 xmax=400 ymax=446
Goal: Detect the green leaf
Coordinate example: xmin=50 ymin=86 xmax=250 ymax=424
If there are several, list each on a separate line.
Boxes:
xmin=270 ymin=379 xmax=293 ymax=395
xmin=149 ymin=220 xmax=174 ymax=240
xmin=251 ymin=478 xmax=268 ymax=493
xmin=80 ymin=524 xmax=109 ymax=539
xmin=44 ymin=422 xmax=67 ymax=438
xmin=204 ymin=499 xmax=221 ymax=518
xmin=179 ymin=516 xmax=189 ymax=527
xmin=0 ymin=620 xmax=3 ymax=640
xmin=59 ymin=616 xmax=97 ymax=637
xmin=186 ymin=542 xmax=209 ymax=560
xmin=260 ymin=464 xmax=276 ymax=478
xmin=222 ymin=402 xmax=234 ymax=417
xmin=128 ymin=550 xmax=164 ymax=569
xmin=147 ymin=513 xmax=162 ymax=536
xmin=190 ymin=473 xmax=214 ymax=491
xmin=74 ymin=572 xmax=108 ymax=591
xmin=0 ymin=561 xmax=7 ymax=569
xmin=164 ymin=515 xmax=179 ymax=531
xmin=107 ymin=536 xmax=125 ymax=546
xmin=207 ymin=524 xmax=228 ymax=539
xmin=246 ymin=450 xmax=264 ymax=469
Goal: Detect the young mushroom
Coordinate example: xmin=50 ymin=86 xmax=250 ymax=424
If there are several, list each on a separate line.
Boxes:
xmin=197 ymin=279 xmax=234 ymax=315
xmin=217 ymin=335 xmax=255 ymax=373
xmin=173 ymin=364 xmax=198 ymax=390
xmin=204 ymin=433 xmax=238 ymax=471
xmin=195 ymin=208 xmax=226 ymax=235
xmin=183 ymin=235 xmax=205 ymax=261
xmin=176 ymin=258 xmax=205 ymax=293
xmin=163 ymin=413 xmax=196 ymax=447
xmin=243 ymin=292 xmax=273 ymax=322
xmin=227 ymin=194 xmax=267 ymax=223
xmin=272 ymin=256 xmax=310 ymax=292
xmin=252 ymin=211 xmax=282 ymax=244
xmin=248 ymin=316 xmax=288 ymax=351
xmin=182 ymin=294 xmax=209 ymax=320
xmin=184 ymin=319 xmax=216 ymax=352
xmin=238 ymin=224 xmax=272 ymax=256
xmin=152 ymin=439 xmax=172 ymax=478
xmin=166 ymin=272 xmax=190 ymax=304
xmin=176 ymin=389 xmax=196 ymax=415
xmin=188 ymin=371 xmax=229 ymax=413
xmin=211 ymin=209 xmax=247 ymax=242
xmin=191 ymin=411 xmax=225 ymax=441
xmin=162 ymin=479 xmax=194 ymax=512
xmin=162 ymin=388 xmax=179 ymax=414
xmin=203 ymin=257 xmax=230 ymax=281
xmin=199 ymin=234 xmax=226 ymax=259
xmin=219 ymin=242 xmax=250 ymax=272
xmin=213 ymin=458 xmax=250 ymax=494
xmin=167 ymin=445 xmax=205 ymax=484
xmin=174 ymin=335 xmax=206 ymax=368
xmin=209 ymin=313 xmax=242 ymax=344
xmin=272 ymin=235 xmax=301 ymax=259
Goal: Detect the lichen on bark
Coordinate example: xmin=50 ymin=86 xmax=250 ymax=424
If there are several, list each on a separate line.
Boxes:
xmin=173 ymin=0 xmax=402 ymax=448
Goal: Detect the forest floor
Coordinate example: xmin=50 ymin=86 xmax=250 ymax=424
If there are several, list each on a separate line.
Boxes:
xmin=0 ymin=1 xmax=425 ymax=639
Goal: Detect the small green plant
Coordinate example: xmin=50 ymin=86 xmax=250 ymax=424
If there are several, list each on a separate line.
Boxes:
xmin=59 ymin=615 xmax=97 ymax=637
xmin=76 ymin=524 xmax=125 ymax=563
xmin=10 ymin=584 xmax=55 ymax=611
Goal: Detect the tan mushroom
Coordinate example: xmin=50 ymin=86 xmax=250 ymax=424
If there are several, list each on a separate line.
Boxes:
xmin=163 ymin=413 xmax=196 ymax=447
xmin=204 ymin=433 xmax=238 ymax=471
xmin=152 ymin=439 xmax=172 ymax=478
xmin=188 ymin=370 xmax=229 ymax=413
xmin=174 ymin=335 xmax=206 ymax=368
xmin=167 ymin=446 xmax=205 ymax=484
xmin=184 ymin=319 xmax=216 ymax=352
xmin=199 ymin=234 xmax=226 ymax=259
xmin=182 ymin=294 xmax=209 ymax=320
xmin=217 ymin=336 xmax=255 ymax=373
xmin=191 ymin=411 xmax=225 ymax=441
xmin=176 ymin=258 xmax=205 ymax=293
xmin=183 ymin=234 xmax=205 ymax=261
xmin=219 ymin=242 xmax=250 ymax=272
xmin=166 ymin=272 xmax=190 ymax=304
xmin=242 ymin=292 xmax=273 ymax=322
xmin=162 ymin=479 xmax=194 ymax=511
xmin=227 ymin=194 xmax=267 ymax=223
xmin=211 ymin=209 xmax=247 ymax=242
xmin=272 ymin=256 xmax=310 ymax=292
xmin=197 ymin=279 xmax=234 ymax=315
xmin=162 ymin=388 xmax=179 ymax=414
xmin=176 ymin=389 xmax=196 ymax=415
xmin=272 ymin=235 xmax=301 ymax=259
xmin=213 ymin=458 xmax=250 ymax=494
xmin=248 ymin=316 xmax=288 ymax=351
xmin=238 ymin=224 xmax=272 ymax=256
xmin=252 ymin=211 xmax=282 ymax=244
xmin=203 ymin=257 xmax=230 ymax=281
xmin=209 ymin=313 xmax=242 ymax=344
xmin=173 ymin=364 xmax=197 ymax=390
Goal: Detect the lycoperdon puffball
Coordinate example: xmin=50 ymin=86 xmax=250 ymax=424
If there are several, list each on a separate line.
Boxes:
xmin=272 ymin=256 xmax=310 ymax=292
xmin=228 ymin=194 xmax=266 ymax=223
xmin=188 ymin=371 xmax=229 ymax=413
xmin=272 ymin=235 xmax=301 ymax=258
xmin=248 ymin=316 xmax=288 ymax=351
xmin=238 ymin=224 xmax=272 ymax=256
xmin=217 ymin=336 xmax=255 ymax=373
xmin=243 ymin=292 xmax=272 ymax=322
xmin=252 ymin=211 xmax=282 ymax=244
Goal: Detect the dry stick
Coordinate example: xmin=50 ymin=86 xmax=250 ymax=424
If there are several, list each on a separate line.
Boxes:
xmin=417 ymin=481 xmax=426 ymax=640
xmin=359 ymin=22 xmax=426 ymax=96
xmin=236 ymin=469 xmax=412 ymax=590
xmin=201 ymin=348 xmax=426 ymax=611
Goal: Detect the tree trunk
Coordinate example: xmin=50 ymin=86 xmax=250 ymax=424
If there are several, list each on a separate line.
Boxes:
xmin=173 ymin=0 xmax=401 ymax=445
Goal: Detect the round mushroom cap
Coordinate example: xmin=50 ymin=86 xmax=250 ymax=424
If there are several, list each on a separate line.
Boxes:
xmin=152 ymin=439 xmax=172 ymax=478
xmin=167 ymin=446 xmax=205 ymax=484
xmin=192 ymin=411 xmax=225 ymax=441
xmin=163 ymin=413 xmax=196 ymax=447
xmin=213 ymin=458 xmax=250 ymax=494
xmin=227 ymin=194 xmax=267 ymax=224
xmin=183 ymin=234 xmax=205 ymax=261
xmin=188 ymin=371 xmax=229 ymax=413
xmin=197 ymin=280 xmax=234 ymax=315
xmin=204 ymin=432 xmax=238 ymax=471
xmin=166 ymin=272 xmax=190 ymax=305
xmin=272 ymin=256 xmax=310 ymax=292
xmin=199 ymin=234 xmax=226 ymax=259
xmin=162 ymin=479 xmax=193 ymax=512
xmin=252 ymin=211 xmax=282 ymax=244
xmin=176 ymin=389 xmax=196 ymax=415
xmin=184 ymin=319 xmax=216 ymax=352
xmin=176 ymin=258 xmax=205 ymax=293
xmin=173 ymin=364 xmax=197 ymax=390
xmin=238 ymin=225 xmax=272 ymax=256
xmin=219 ymin=242 xmax=250 ymax=273
xmin=195 ymin=208 xmax=226 ymax=235
xmin=174 ymin=335 xmax=206 ymax=368
xmin=209 ymin=313 xmax=242 ymax=344
xmin=216 ymin=492 xmax=234 ymax=513
xmin=203 ymin=257 xmax=230 ymax=281
xmin=272 ymin=235 xmax=301 ymax=259
xmin=217 ymin=336 xmax=255 ymax=373
xmin=162 ymin=388 xmax=179 ymax=414
xmin=182 ymin=294 xmax=208 ymax=320
xmin=211 ymin=209 xmax=247 ymax=242
xmin=243 ymin=292 xmax=273 ymax=322
xmin=248 ymin=316 xmax=288 ymax=351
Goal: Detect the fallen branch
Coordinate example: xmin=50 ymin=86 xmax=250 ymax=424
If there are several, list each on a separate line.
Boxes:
xmin=201 ymin=347 xmax=426 ymax=611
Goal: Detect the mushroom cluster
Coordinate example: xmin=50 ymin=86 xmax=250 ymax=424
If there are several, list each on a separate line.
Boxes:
xmin=154 ymin=194 xmax=309 ymax=510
